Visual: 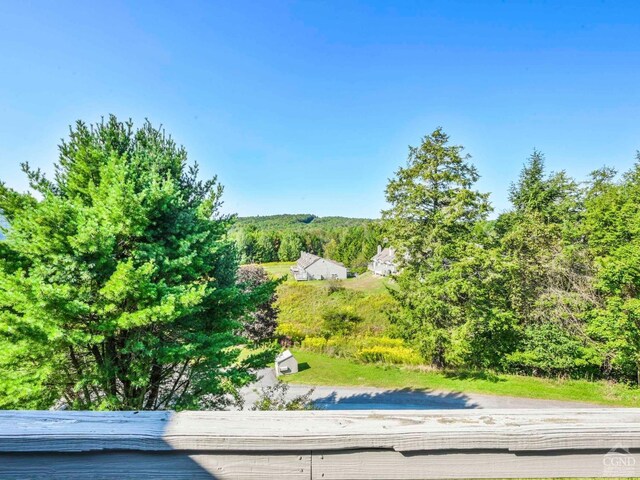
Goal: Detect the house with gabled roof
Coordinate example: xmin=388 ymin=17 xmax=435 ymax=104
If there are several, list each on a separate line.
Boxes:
xmin=369 ymin=245 xmax=397 ymax=276
xmin=290 ymin=251 xmax=348 ymax=281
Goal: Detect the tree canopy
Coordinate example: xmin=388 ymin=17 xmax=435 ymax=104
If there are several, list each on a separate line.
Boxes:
xmin=0 ymin=115 xmax=273 ymax=410
xmin=384 ymin=129 xmax=640 ymax=384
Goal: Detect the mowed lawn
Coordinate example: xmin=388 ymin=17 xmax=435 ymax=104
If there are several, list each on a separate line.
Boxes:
xmin=284 ymin=350 xmax=640 ymax=407
xmin=260 ymin=262 xmax=295 ymax=280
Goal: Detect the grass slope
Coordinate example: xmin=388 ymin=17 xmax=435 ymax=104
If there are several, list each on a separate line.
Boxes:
xmin=260 ymin=263 xmax=395 ymax=337
xmin=285 ymin=350 xmax=640 ymax=407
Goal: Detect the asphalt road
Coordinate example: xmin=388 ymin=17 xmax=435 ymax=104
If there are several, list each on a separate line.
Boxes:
xmin=239 ymin=368 xmax=604 ymax=410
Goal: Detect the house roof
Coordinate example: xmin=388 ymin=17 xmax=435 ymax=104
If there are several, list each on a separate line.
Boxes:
xmin=371 ymin=247 xmax=396 ymax=263
xmin=323 ymin=257 xmax=346 ymax=268
xmin=276 ymin=349 xmax=294 ymax=363
xmin=296 ymin=252 xmax=345 ymax=270
xmin=297 ymin=252 xmax=321 ymax=269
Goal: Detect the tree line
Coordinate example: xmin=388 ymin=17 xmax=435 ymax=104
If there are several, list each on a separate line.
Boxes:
xmin=385 ymin=128 xmax=640 ymax=384
xmin=2 ymin=116 xmax=639 ymax=413
xmin=232 ymin=221 xmax=384 ymax=273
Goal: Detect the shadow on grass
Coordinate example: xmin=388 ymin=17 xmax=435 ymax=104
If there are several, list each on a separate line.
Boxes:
xmin=313 ymin=387 xmax=478 ymax=410
xmin=297 ymin=362 xmax=310 ymax=372
xmin=442 ymin=369 xmax=505 ymax=383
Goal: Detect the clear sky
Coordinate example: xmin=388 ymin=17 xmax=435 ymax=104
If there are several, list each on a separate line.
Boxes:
xmin=1 ymin=1 xmax=639 ymax=218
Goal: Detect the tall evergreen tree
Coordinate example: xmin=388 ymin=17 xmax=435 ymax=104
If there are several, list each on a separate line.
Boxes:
xmin=382 ymin=128 xmax=496 ymax=367
xmin=0 ymin=116 xmax=270 ymax=410
xmin=499 ymin=152 xmax=585 ymax=325
xmin=499 ymin=152 xmax=599 ymax=377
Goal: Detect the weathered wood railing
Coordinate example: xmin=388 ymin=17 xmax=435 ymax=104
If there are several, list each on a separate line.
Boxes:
xmin=1 ymin=409 xmax=639 ymax=478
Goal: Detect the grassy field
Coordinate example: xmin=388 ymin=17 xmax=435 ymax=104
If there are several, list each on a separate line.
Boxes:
xmin=258 ymin=262 xmax=640 ymax=406
xmin=285 ymin=350 xmax=640 ymax=407
xmin=256 ymin=262 xmax=396 ymax=338
xmin=260 ymin=262 xmax=296 ymax=280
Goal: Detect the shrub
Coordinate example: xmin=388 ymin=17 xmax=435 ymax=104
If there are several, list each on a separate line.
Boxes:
xmin=505 ymin=323 xmax=602 ymax=378
xmin=355 ymin=336 xmax=405 ymax=349
xmin=356 ymin=345 xmax=422 ymax=365
xmin=321 ymin=308 xmax=362 ymax=338
xmin=324 ymin=337 xmax=357 ymax=357
xmin=251 ymin=381 xmax=315 ymax=411
xmin=276 ymin=323 xmax=306 ymax=344
xmin=325 ymin=279 xmax=345 ymax=295
xmin=299 ymin=335 xmax=422 ymax=365
xmin=301 ymin=337 xmax=327 ymax=352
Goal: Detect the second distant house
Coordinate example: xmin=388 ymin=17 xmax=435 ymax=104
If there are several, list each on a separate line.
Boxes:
xmin=369 ymin=245 xmax=398 ymax=276
xmin=291 ymin=252 xmax=348 ymax=281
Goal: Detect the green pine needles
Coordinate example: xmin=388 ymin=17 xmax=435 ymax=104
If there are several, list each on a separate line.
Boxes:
xmin=0 ymin=116 xmax=274 ymax=410
xmin=383 ymin=128 xmax=640 ymax=384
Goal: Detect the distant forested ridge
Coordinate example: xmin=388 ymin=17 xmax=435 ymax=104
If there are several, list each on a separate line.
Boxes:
xmin=235 ymin=214 xmax=373 ymax=230
xmin=231 ymin=214 xmax=384 ymax=272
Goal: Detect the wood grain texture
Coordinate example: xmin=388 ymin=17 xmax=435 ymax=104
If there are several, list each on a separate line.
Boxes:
xmin=2 ymin=410 xmax=640 ymax=478
xmin=1 ymin=409 xmax=639 ymax=453
xmin=312 ymin=449 xmax=640 ymax=479
xmin=0 ymin=451 xmax=310 ymax=479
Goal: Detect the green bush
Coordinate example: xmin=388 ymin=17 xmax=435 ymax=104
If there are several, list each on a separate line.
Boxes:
xmin=301 ymin=336 xmax=327 ymax=352
xmin=300 ymin=335 xmax=422 ymax=365
xmin=321 ymin=308 xmax=362 ymax=338
xmin=505 ymin=323 xmax=602 ymax=378
xmin=356 ymin=345 xmax=422 ymax=365
xmin=276 ymin=322 xmax=306 ymax=343
xmin=325 ymin=279 xmax=345 ymax=295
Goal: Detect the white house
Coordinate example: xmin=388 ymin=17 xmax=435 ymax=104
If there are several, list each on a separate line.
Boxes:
xmin=275 ymin=349 xmax=298 ymax=376
xmin=368 ymin=245 xmax=397 ymax=276
xmin=290 ymin=251 xmax=348 ymax=281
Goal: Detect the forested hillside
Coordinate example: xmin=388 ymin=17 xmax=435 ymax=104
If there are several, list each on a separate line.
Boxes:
xmin=231 ymin=214 xmax=384 ymax=272
xmin=235 ymin=214 xmax=371 ymax=230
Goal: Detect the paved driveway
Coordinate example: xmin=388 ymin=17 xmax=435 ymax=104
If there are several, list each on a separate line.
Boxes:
xmin=239 ymin=368 xmax=604 ymax=410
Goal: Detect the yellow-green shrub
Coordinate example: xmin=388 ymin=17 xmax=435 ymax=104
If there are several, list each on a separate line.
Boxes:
xmin=301 ymin=336 xmax=327 ymax=352
xmin=353 ymin=336 xmax=405 ymax=349
xmin=324 ymin=337 xmax=356 ymax=357
xmin=356 ymin=345 xmax=422 ymax=365
xmin=276 ymin=322 xmax=305 ymax=343
xmin=299 ymin=335 xmax=423 ymax=365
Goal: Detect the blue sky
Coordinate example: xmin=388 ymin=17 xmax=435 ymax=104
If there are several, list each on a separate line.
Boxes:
xmin=1 ymin=1 xmax=639 ymax=218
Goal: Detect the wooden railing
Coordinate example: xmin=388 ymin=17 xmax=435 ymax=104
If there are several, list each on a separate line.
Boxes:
xmin=1 ymin=409 xmax=639 ymax=478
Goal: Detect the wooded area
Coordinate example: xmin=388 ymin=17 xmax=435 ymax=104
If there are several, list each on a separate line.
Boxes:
xmin=241 ymin=128 xmax=640 ymax=388
xmin=381 ymin=129 xmax=640 ymax=385
xmin=2 ymin=116 xmax=640 ymax=411
xmin=232 ymin=214 xmax=383 ymax=273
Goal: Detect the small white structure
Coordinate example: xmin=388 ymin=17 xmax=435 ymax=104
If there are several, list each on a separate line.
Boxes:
xmin=275 ymin=349 xmax=298 ymax=376
xmin=290 ymin=251 xmax=348 ymax=281
xmin=369 ymin=245 xmax=398 ymax=276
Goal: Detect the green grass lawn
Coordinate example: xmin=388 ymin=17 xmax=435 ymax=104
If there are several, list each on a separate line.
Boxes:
xmin=284 ymin=350 xmax=640 ymax=407
xmin=260 ymin=262 xmax=295 ymax=280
